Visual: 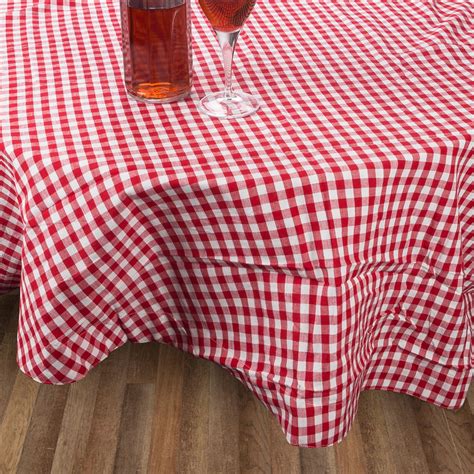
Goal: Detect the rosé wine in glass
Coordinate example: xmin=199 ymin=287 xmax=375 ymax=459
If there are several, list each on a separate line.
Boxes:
xmin=198 ymin=0 xmax=260 ymax=118
xmin=199 ymin=0 xmax=256 ymax=32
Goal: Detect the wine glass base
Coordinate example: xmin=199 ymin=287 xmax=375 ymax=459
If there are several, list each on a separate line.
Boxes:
xmin=199 ymin=91 xmax=260 ymax=119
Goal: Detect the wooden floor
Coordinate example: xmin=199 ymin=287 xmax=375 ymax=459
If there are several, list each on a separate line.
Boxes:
xmin=0 ymin=292 xmax=472 ymax=474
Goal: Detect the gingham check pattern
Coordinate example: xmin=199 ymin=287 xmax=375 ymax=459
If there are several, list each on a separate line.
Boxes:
xmin=0 ymin=0 xmax=473 ymax=447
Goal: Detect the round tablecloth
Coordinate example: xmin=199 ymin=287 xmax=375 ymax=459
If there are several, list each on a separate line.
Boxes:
xmin=0 ymin=0 xmax=472 ymax=447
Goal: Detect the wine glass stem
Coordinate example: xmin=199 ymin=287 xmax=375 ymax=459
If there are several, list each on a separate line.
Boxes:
xmin=215 ymin=30 xmax=240 ymax=99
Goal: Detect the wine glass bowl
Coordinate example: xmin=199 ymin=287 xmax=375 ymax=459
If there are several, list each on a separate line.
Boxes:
xmin=199 ymin=0 xmax=256 ymax=32
xmin=198 ymin=0 xmax=260 ymax=118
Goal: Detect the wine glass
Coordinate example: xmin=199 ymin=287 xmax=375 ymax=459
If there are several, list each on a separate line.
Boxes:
xmin=198 ymin=0 xmax=260 ymax=118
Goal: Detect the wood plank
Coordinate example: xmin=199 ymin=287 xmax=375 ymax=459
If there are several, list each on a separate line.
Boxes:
xmin=356 ymin=390 xmax=398 ymax=474
xmin=78 ymin=344 xmax=130 ymax=474
xmin=0 ymin=292 xmax=19 ymax=347
xmin=0 ymin=373 xmax=40 ymax=473
xmin=333 ymin=410 xmax=368 ymax=474
xmin=113 ymin=383 xmax=155 ymax=474
xmin=126 ymin=342 xmax=160 ymax=384
xmin=17 ymin=384 xmax=70 ymax=474
xmin=379 ymin=392 xmax=430 ymax=474
xmin=239 ymin=383 xmax=272 ymax=474
xmin=50 ymin=367 xmax=102 ymax=474
xmin=443 ymin=403 xmax=474 ymax=473
xmin=300 ymin=446 xmax=337 ymax=474
xmin=0 ymin=295 xmax=20 ymax=424
xmin=269 ymin=414 xmax=301 ymax=474
xmin=411 ymin=397 xmax=463 ymax=473
xmin=147 ymin=344 xmax=185 ymax=474
xmin=466 ymin=384 xmax=474 ymax=417
xmin=177 ymin=354 xmax=210 ymax=474
xmin=208 ymin=365 xmax=241 ymax=474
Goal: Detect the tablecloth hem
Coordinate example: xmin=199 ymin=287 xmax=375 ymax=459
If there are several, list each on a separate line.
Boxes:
xmin=15 ymin=329 xmax=472 ymax=448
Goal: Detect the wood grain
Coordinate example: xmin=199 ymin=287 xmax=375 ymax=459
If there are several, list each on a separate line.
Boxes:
xmin=177 ymin=355 xmax=210 ymax=474
xmin=113 ymin=383 xmax=155 ymax=474
xmin=16 ymin=384 xmax=70 ymax=474
xmin=411 ymin=398 xmax=463 ymax=473
xmin=78 ymin=344 xmax=130 ymax=474
xmin=0 ymin=373 xmax=39 ymax=473
xmin=269 ymin=414 xmax=301 ymax=474
xmin=238 ymin=383 xmax=272 ymax=473
xmin=466 ymin=385 xmax=474 ymax=417
xmin=146 ymin=343 xmax=185 ymax=474
xmin=50 ymin=367 xmax=102 ymax=474
xmin=127 ymin=342 xmax=160 ymax=384
xmin=300 ymin=445 xmax=337 ymax=474
xmin=0 ymin=295 xmax=20 ymax=424
xmin=378 ymin=391 xmax=430 ymax=474
xmin=208 ymin=364 xmax=241 ymax=474
xmin=443 ymin=403 xmax=474 ymax=473
xmin=357 ymin=390 xmax=399 ymax=473
xmin=0 ymin=293 xmax=472 ymax=474
xmin=333 ymin=412 xmax=368 ymax=474
xmin=0 ymin=292 xmax=18 ymax=348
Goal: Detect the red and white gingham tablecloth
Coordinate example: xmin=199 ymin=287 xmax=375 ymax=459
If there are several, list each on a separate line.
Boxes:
xmin=0 ymin=0 xmax=472 ymax=447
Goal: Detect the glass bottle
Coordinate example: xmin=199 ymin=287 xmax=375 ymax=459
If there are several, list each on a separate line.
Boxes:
xmin=120 ymin=0 xmax=192 ymax=103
